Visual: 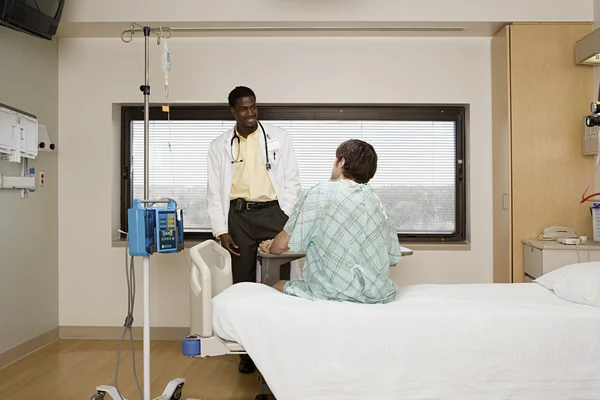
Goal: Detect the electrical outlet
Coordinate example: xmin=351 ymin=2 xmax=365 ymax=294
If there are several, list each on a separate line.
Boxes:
xmin=39 ymin=171 xmax=45 ymax=187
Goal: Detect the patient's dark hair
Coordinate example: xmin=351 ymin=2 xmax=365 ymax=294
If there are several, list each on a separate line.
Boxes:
xmin=335 ymin=139 xmax=378 ymax=184
xmin=228 ymin=86 xmax=256 ymax=108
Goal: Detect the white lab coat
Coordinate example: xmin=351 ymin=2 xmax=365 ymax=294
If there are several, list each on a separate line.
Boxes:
xmin=206 ymin=122 xmax=302 ymax=237
xmin=206 ymin=122 xmax=303 ymax=281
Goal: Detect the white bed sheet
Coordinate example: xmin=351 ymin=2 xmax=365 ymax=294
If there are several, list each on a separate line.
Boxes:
xmin=212 ymin=282 xmax=600 ymax=400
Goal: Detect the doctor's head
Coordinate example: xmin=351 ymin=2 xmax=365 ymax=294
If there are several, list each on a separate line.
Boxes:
xmin=229 ymin=86 xmax=258 ymax=133
xmin=331 ymin=139 xmax=378 ymax=184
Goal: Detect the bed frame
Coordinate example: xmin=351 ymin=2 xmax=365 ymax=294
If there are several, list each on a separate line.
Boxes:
xmin=184 ymin=239 xmax=272 ymax=400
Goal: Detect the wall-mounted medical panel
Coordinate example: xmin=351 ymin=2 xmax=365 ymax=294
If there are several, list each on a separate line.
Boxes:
xmin=19 ymin=114 xmax=38 ymax=159
xmin=0 ymin=106 xmax=18 ymax=158
xmin=0 ymin=103 xmax=38 ymax=162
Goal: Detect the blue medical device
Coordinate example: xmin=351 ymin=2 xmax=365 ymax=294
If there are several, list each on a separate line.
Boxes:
xmin=127 ymin=198 xmax=184 ymax=256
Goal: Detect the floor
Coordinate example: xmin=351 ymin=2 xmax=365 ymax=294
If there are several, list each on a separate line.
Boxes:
xmin=0 ymin=339 xmax=262 ymax=400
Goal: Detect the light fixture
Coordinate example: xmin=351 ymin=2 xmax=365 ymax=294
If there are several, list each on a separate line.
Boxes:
xmin=166 ymin=26 xmax=467 ymax=33
xmin=575 ymin=27 xmax=600 ymax=65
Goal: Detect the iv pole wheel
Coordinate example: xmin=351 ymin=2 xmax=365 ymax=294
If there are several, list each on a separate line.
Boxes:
xmin=170 ymin=382 xmax=184 ymax=400
xmin=90 ymin=392 xmax=106 ymax=400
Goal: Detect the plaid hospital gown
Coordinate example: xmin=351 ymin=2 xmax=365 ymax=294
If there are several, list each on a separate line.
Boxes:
xmin=283 ymin=179 xmax=402 ymax=304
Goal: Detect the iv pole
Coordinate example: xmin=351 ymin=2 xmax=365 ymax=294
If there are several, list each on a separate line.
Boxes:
xmin=92 ymin=23 xmax=192 ymax=400
xmin=120 ymin=23 xmax=172 ymax=201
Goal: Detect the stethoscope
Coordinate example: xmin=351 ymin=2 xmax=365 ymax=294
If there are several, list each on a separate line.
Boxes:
xmin=230 ymin=120 xmax=272 ymax=170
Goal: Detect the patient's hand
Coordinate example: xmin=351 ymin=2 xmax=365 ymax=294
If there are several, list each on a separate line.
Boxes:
xmin=259 ymin=240 xmax=272 ymax=254
xmin=272 ymin=280 xmax=288 ymax=293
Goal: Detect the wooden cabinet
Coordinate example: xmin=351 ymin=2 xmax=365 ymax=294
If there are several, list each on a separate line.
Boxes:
xmin=492 ymin=23 xmax=594 ymax=283
xmin=523 ymin=240 xmax=600 ymax=280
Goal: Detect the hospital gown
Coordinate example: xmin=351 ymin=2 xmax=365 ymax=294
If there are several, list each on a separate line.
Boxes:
xmin=283 ymin=179 xmax=402 ymax=304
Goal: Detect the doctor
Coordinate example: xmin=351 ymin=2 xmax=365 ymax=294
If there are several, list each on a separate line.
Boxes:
xmin=206 ymin=86 xmax=302 ymax=374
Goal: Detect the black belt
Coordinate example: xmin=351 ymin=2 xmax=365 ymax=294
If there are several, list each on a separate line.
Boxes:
xmin=231 ymin=198 xmax=279 ymax=211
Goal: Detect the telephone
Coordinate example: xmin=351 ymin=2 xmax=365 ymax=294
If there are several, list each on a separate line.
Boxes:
xmin=538 ymin=226 xmax=578 ymax=241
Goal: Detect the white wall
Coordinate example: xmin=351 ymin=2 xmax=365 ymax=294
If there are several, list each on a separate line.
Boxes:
xmin=595 ymin=0 xmax=600 ymax=93
xmin=61 ymin=0 xmax=592 ymax=24
xmin=593 ymin=1 xmax=600 ymax=192
xmin=58 ymin=36 xmax=492 ymax=328
xmin=0 ymin=27 xmax=58 ymax=353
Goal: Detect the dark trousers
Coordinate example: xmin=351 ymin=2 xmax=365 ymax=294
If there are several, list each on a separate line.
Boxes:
xmin=227 ymin=199 xmax=289 ymax=363
xmin=228 ymin=200 xmax=289 ymax=284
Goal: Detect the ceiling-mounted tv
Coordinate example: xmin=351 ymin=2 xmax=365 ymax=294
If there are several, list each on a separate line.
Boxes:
xmin=0 ymin=0 xmax=65 ymax=40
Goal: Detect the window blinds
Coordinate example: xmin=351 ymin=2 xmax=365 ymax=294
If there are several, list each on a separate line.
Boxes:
xmin=131 ymin=119 xmax=456 ymax=234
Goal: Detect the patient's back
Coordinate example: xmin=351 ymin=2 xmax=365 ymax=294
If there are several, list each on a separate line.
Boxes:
xmin=283 ymin=179 xmax=402 ymax=304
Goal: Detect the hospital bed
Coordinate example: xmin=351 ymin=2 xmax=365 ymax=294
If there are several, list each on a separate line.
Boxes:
xmin=184 ymin=240 xmax=600 ymax=400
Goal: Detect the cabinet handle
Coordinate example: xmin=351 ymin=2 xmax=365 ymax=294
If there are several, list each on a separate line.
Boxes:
xmin=502 ymin=193 xmax=509 ymax=210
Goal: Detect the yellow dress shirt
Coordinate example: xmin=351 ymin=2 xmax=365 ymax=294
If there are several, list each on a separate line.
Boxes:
xmin=230 ymin=128 xmax=278 ymax=202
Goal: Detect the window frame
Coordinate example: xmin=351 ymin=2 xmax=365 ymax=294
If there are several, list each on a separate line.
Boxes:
xmin=121 ymin=104 xmax=466 ymax=244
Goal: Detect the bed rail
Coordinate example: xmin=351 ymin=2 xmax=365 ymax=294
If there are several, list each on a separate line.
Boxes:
xmin=189 ymin=239 xmax=233 ymax=338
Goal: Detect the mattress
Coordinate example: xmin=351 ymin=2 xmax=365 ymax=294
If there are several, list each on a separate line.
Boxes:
xmin=212 ymin=282 xmax=600 ymax=400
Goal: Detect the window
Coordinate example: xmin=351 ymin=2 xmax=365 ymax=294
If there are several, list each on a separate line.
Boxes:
xmin=121 ymin=105 xmax=466 ymax=243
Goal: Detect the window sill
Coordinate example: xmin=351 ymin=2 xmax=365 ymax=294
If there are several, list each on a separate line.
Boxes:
xmin=111 ymin=238 xmax=209 ymax=249
xmin=400 ymin=242 xmax=471 ymax=251
xmin=111 ymin=239 xmax=471 ymax=251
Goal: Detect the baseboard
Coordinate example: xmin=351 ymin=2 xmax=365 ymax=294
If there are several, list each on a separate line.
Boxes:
xmin=59 ymin=326 xmax=189 ymax=341
xmin=0 ymin=327 xmax=59 ymax=370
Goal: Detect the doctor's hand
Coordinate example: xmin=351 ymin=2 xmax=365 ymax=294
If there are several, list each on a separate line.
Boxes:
xmin=219 ymin=234 xmax=240 ymax=256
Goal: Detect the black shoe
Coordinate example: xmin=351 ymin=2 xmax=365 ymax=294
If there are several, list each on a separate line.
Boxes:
xmin=238 ymin=358 xmax=256 ymax=374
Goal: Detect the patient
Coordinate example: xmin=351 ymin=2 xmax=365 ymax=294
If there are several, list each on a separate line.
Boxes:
xmin=259 ymin=139 xmax=402 ymax=304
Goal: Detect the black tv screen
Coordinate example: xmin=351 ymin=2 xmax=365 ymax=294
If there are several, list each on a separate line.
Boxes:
xmin=0 ymin=0 xmax=65 ymax=40
xmin=19 ymin=0 xmax=61 ymax=18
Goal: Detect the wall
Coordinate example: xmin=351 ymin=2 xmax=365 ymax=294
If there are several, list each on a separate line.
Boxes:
xmin=592 ymin=1 xmax=600 ymax=193
xmin=58 ymin=36 xmax=492 ymax=328
xmin=595 ymin=0 xmax=600 ymax=106
xmin=508 ymin=23 xmax=594 ymax=282
xmin=61 ymin=0 xmax=592 ymax=24
xmin=0 ymin=27 xmax=59 ymax=354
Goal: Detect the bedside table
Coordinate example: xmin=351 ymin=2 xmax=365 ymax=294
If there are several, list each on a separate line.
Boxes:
xmin=522 ymin=239 xmax=600 ymax=281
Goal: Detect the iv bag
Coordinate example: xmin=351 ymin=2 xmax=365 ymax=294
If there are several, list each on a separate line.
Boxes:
xmin=162 ymin=38 xmax=171 ymax=87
